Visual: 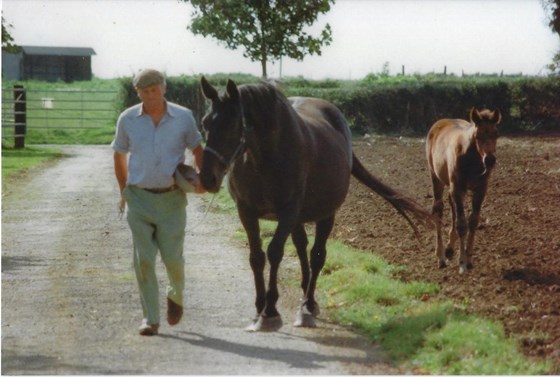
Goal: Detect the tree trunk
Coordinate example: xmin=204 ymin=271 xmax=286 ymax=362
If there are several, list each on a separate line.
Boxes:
xmin=261 ymin=57 xmax=268 ymax=79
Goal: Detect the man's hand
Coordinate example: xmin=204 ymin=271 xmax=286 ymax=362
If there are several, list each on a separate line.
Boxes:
xmin=195 ymin=178 xmax=206 ymax=194
xmin=118 ymin=196 xmax=126 ymax=219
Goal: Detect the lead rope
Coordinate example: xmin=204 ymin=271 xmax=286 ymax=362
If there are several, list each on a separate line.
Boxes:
xmin=185 ymin=192 xmax=217 ymax=232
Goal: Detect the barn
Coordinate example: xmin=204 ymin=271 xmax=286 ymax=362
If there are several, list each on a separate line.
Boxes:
xmin=2 ymin=46 xmax=96 ymax=82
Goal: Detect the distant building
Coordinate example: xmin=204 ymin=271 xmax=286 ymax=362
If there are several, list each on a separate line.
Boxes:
xmin=2 ymin=46 xmax=96 ymax=82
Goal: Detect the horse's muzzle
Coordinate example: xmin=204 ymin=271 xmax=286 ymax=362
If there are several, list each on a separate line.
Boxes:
xmin=484 ymin=154 xmax=496 ymax=170
xmin=200 ymin=173 xmax=221 ymax=193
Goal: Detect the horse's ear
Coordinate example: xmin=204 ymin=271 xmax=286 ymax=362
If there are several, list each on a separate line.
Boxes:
xmin=491 ymin=108 xmax=502 ymax=125
xmin=226 ymin=79 xmax=240 ymax=103
xmin=200 ymin=75 xmax=218 ymax=101
xmin=470 ymin=107 xmax=482 ymax=124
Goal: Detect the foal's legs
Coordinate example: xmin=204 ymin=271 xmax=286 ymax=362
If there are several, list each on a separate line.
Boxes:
xmin=465 ymin=187 xmax=487 ymax=270
xmin=446 ymin=192 xmax=459 ymax=259
xmin=449 ymin=184 xmax=469 ymax=274
xmin=430 ymin=175 xmax=447 ymax=268
xmin=295 ymin=216 xmax=334 ymax=327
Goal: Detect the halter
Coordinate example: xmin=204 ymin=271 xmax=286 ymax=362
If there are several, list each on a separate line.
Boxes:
xmin=204 ymin=114 xmax=252 ymax=173
xmin=204 ymin=137 xmax=246 ymax=173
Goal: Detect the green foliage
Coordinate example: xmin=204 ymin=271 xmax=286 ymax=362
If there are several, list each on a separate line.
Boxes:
xmin=542 ymin=0 xmax=560 ymax=75
xmin=182 ymin=0 xmax=334 ymax=77
xmin=285 ymin=75 xmax=559 ymax=134
xmin=117 ymin=74 xmax=559 ymax=135
xmin=5 ymin=74 xmax=556 ymax=148
xmin=2 ymin=14 xmax=19 ymax=53
xmin=113 ymin=73 xmax=560 ymax=136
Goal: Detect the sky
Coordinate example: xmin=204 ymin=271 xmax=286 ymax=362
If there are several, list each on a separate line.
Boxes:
xmin=2 ymin=0 xmax=559 ymax=80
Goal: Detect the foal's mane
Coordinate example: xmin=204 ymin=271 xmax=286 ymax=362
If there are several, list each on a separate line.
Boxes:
xmin=477 ymin=109 xmax=496 ymax=121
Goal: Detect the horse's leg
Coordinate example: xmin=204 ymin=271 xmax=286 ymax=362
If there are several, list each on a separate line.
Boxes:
xmin=430 ymin=174 xmax=447 ymax=268
xmin=466 ymin=186 xmax=487 ymax=270
xmin=450 ymin=184 xmax=468 ymax=274
xmin=291 ymin=223 xmax=310 ymax=296
xmin=237 ymin=207 xmax=267 ymax=329
xmin=249 ymin=203 xmax=299 ymax=332
xmin=446 ymin=192 xmax=458 ymax=260
xmin=294 ymin=216 xmax=334 ymax=328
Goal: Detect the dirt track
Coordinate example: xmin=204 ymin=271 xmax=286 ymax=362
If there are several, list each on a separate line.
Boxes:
xmin=335 ymin=134 xmax=560 ymax=372
xmin=1 ymin=145 xmax=400 ymax=375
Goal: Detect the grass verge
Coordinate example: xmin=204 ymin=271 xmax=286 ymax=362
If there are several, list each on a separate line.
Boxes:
xmin=208 ymin=190 xmax=551 ymax=374
xmin=318 ymin=240 xmax=551 ymax=374
xmin=2 ymin=145 xmax=63 ymax=184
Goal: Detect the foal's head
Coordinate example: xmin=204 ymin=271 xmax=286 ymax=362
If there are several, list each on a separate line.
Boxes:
xmin=199 ymin=76 xmax=244 ymax=192
xmin=470 ymin=108 xmax=502 ymax=174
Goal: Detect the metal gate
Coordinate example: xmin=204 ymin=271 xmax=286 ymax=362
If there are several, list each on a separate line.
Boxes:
xmin=2 ymin=85 xmax=118 ymax=148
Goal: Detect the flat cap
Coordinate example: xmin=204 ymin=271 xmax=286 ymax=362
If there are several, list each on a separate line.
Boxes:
xmin=133 ymin=69 xmax=165 ymax=89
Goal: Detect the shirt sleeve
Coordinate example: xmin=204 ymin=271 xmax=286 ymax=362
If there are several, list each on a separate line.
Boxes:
xmin=111 ymin=113 xmax=129 ymax=154
xmin=184 ymin=111 xmax=203 ymax=151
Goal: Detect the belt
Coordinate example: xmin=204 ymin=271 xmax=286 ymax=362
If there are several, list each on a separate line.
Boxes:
xmin=142 ymin=184 xmax=179 ymax=194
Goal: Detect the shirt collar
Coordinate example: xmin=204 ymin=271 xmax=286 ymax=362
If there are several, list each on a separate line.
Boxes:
xmin=135 ymin=99 xmax=175 ymax=118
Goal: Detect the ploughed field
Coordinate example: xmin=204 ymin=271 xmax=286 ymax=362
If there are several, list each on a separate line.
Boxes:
xmin=333 ymin=134 xmax=560 ymax=369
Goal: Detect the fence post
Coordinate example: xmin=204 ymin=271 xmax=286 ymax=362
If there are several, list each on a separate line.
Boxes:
xmin=13 ymin=85 xmax=26 ymax=149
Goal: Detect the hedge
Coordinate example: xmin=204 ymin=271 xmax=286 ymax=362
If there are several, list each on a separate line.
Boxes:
xmin=118 ymin=74 xmax=559 ymax=135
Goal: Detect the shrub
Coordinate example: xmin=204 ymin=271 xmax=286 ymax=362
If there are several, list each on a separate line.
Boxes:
xmin=116 ymin=74 xmax=559 ymax=135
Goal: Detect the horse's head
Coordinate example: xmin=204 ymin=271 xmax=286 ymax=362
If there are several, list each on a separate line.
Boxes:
xmin=470 ymin=107 xmax=501 ymax=174
xmin=199 ymin=76 xmax=244 ymax=193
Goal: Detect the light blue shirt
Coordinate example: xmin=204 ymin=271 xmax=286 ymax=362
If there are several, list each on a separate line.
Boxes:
xmin=111 ymin=101 xmax=202 ymax=189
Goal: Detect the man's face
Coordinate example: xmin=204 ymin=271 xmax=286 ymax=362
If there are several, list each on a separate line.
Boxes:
xmin=136 ymin=84 xmax=166 ymax=110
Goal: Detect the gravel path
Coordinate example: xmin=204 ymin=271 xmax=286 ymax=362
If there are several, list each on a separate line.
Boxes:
xmin=1 ymin=145 xmax=400 ymax=375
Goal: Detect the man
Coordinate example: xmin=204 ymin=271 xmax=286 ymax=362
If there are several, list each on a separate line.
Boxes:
xmin=112 ymin=69 xmax=204 ymax=336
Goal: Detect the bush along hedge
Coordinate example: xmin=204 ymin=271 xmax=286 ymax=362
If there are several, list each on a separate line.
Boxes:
xmin=117 ymin=74 xmax=559 ymax=135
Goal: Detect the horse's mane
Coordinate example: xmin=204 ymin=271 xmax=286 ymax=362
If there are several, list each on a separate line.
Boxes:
xmin=238 ymin=82 xmax=289 ymax=129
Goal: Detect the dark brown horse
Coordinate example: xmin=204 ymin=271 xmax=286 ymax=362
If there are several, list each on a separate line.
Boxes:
xmin=199 ymin=76 xmax=434 ymax=331
xmin=426 ymin=108 xmax=502 ymax=273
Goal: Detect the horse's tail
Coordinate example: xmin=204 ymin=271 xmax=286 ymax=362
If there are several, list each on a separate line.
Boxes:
xmin=351 ymin=153 xmax=436 ymax=238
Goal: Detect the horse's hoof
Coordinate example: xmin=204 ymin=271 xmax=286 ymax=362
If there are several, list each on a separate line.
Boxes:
xmin=245 ymin=315 xmax=283 ymax=332
xmin=467 ymin=262 xmax=474 ymax=270
xmin=294 ymin=306 xmax=317 ymax=328
xmin=459 ymin=264 xmax=468 ymax=274
xmin=312 ymin=305 xmax=320 ymax=317
xmin=438 ymin=260 xmax=447 ymax=269
xmin=445 ymin=246 xmax=454 ymax=260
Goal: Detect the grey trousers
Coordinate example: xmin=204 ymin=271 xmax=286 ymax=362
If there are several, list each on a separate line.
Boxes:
xmin=123 ymin=186 xmax=187 ymax=325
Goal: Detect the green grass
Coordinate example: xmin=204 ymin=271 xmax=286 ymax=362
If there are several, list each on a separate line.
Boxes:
xmin=318 ymin=240 xmax=551 ymax=374
xmin=2 ymin=145 xmax=63 ymax=181
xmin=209 ymin=189 xmax=551 ymax=373
xmin=2 ymin=79 xmax=120 ymax=145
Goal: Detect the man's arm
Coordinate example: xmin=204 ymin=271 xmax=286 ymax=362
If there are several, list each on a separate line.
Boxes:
xmin=192 ymin=144 xmax=204 ymax=172
xmin=191 ymin=144 xmax=206 ymax=193
xmin=114 ymin=151 xmax=128 ymax=196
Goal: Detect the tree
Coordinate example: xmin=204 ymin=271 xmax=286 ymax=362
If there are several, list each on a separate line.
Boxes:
xmin=2 ymin=14 xmax=19 ymax=53
xmin=542 ymin=0 xmax=560 ymax=74
xmin=182 ymin=0 xmax=334 ymax=78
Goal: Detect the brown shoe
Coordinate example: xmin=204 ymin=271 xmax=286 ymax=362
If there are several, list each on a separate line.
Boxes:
xmin=167 ymin=297 xmax=183 ymax=326
xmin=139 ymin=319 xmax=159 ymax=336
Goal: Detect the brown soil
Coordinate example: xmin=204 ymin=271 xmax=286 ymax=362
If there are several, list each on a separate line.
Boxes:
xmin=333 ymin=134 xmax=560 ymax=371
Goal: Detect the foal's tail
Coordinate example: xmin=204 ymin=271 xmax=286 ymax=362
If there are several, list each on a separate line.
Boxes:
xmin=351 ymin=154 xmax=435 ymax=238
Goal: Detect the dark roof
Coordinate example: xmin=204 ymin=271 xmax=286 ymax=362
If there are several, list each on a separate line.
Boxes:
xmin=21 ymin=46 xmax=96 ymax=57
